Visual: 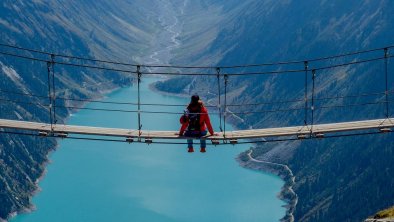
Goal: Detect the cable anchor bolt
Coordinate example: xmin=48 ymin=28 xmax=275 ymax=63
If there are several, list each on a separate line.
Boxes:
xmin=304 ymin=61 xmax=308 ymax=70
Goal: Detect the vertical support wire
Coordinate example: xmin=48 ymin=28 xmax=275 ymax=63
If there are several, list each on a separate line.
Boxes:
xmin=50 ymin=54 xmax=57 ymax=124
xmin=304 ymin=61 xmax=309 ymax=126
xmin=137 ymin=66 xmax=142 ymax=139
xmin=46 ymin=62 xmax=53 ymax=131
xmin=311 ymin=69 xmax=316 ymax=136
xmin=216 ymin=67 xmax=223 ymax=132
xmin=223 ymin=74 xmax=229 ymax=139
xmin=384 ymin=48 xmax=390 ymax=118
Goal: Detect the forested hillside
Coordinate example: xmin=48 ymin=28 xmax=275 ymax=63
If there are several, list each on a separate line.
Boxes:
xmin=0 ymin=0 xmax=162 ymax=219
xmin=158 ymin=0 xmax=394 ymax=221
xmin=1 ymin=0 xmax=394 ymax=221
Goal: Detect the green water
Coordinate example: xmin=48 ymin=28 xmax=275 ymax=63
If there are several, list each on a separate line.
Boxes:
xmin=12 ymin=79 xmax=286 ymax=222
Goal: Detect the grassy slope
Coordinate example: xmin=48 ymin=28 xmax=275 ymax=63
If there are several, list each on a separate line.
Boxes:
xmin=373 ymin=206 xmax=394 ymax=219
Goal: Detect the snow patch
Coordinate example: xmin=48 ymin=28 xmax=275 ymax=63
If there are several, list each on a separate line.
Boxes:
xmin=8 ymin=140 xmax=15 ymax=147
xmin=0 ymin=61 xmax=22 ymax=83
xmin=14 ymin=111 xmax=23 ymax=120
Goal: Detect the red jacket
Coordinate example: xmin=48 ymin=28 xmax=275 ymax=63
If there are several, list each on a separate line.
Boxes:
xmin=179 ymin=105 xmax=214 ymax=136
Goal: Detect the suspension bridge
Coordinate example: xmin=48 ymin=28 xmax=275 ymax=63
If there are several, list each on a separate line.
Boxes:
xmin=0 ymin=43 xmax=393 ymax=145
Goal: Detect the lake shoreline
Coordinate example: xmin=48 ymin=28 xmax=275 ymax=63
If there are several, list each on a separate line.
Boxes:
xmin=237 ymin=150 xmax=298 ymax=222
xmin=7 ymin=85 xmax=124 ymax=222
xmin=12 ymin=79 xmax=287 ymax=222
xmin=150 ymin=81 xmax=293 ymax=221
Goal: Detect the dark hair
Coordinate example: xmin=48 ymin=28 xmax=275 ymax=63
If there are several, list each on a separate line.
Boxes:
xmin=191 ymin=94 xmax=199 ymax=104
xmin=188 ymin=95 xmax=203 ymax=112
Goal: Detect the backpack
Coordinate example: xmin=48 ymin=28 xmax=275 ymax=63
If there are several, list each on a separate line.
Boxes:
xmin=187 ymin=105 xmax=201 ymax=132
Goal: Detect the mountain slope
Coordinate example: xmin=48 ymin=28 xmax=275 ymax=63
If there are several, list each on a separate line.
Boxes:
xmin=159 ymin=1 xmax=394 ymax=221
xmin=1 ymin=0 xmax=394 ymax=221
xmin=0 ymin=0 xmax=164 ymax=219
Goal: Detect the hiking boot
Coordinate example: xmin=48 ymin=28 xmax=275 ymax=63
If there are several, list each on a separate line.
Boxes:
xmin=188 ymin=147 xmax=194 ymax=153
xmin=200 ymin=147 xmax=206 ymax=153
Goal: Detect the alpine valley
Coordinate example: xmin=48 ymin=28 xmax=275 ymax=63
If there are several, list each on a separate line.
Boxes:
xmin=1 ymin=1 xmax=394 ymax=222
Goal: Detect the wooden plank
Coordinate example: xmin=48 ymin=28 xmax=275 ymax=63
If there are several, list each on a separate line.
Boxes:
xmin=0 ymin=119 xmax=51 ymax=131
xmin=0 ymin=118 xmax=393 ymax=140
xmin=313 ymin=119 xmax=394 ymax=133
xmin=54 ymin=124 xmax=138 ymax=137
xmin=229 ymin=126 xmax=311 ymax=139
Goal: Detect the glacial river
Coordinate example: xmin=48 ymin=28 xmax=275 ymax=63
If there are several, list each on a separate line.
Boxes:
xmin=12 ymin=79 xmax=286 ymax=222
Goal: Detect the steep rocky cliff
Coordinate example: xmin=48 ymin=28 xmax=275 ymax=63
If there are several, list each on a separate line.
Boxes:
xmin=159 ymin=1 xmax=394 ymax=221
xmin=1 ymin=0 xmax=394 ymax=221
xmin=0 ymin=0 xmax=163 ymax=219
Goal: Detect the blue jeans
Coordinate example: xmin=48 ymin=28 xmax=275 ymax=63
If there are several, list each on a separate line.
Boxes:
xmin=184 ymin=130 xmax=207 ymax=148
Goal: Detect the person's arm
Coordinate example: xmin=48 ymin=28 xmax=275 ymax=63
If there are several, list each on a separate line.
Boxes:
xmin=179 ymin=122 xmax=188 ymax=136
xmin=203 ymin=108 xmax=214 ymax=135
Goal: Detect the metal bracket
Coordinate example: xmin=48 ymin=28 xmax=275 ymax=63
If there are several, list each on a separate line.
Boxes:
xmin=314 ymin=133 xmax=324 ymax=138
xmin=145 ymin=138 xmax=153 ymax=144
xmin=380 ymin=127 xmax=392 ymax=133
xmin=211 ymin=139 xmax=220 ymax=145
xmin=126 ymin=137 xmax=134 ymax=143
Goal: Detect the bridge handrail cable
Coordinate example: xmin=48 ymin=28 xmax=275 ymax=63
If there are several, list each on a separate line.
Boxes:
xmin=0 ymin=44 xmax=392 ymax=143
xmin=1 ymin=42 xmax=393 ymax=69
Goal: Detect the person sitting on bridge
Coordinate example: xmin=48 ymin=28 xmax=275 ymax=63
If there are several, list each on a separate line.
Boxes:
xmin=179 ymin=94 xmax=214 ymax=153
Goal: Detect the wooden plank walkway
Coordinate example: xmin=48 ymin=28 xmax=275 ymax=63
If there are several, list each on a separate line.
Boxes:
xmin=0 ymin=118 xmax=393 ymax=142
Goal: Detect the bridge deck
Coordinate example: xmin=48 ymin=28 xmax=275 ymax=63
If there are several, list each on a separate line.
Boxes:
xmin=0 ymin=118 xmax=393 ymax=142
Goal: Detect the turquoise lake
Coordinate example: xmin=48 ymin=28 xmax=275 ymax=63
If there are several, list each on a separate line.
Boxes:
xmin=12 ymin=79 xmax=286 ymax=222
